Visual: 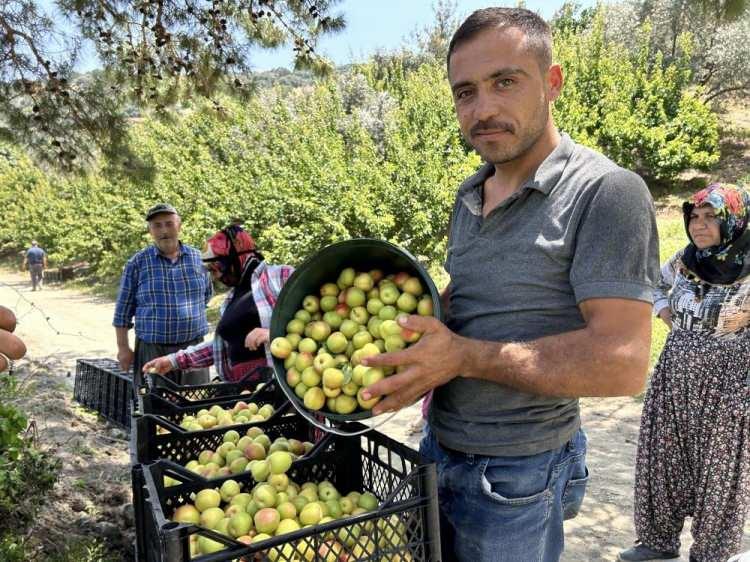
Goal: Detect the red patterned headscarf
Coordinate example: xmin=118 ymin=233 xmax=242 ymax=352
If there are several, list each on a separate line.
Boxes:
xmin=202 ymin=225 xmax=262 ymax=286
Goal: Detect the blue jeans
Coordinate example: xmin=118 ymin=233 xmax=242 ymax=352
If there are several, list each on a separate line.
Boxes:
xmin=420 ymin=425 xmax=589 ymax=562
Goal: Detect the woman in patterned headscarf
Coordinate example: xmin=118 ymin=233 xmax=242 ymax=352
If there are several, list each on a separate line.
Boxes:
xmin=142 ymin=224 xmax=294 ymax=383
xmin=620 ymin=184 xmax=750 ymax=562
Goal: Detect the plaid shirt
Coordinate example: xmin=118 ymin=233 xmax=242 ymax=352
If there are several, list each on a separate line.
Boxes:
xmin=113 ymin=243 xmax=213 ymax=344
xmin=170 ymin=261 xmax=294 ymax=381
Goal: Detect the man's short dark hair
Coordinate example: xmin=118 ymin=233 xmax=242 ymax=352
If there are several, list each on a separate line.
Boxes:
xmin=447 ymin=7 xmax=552 ymax=73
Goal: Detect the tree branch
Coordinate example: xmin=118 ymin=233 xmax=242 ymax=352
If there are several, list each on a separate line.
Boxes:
xmin=0 ymin=12 xmax=54 ymax=80
xmin=704 ymin=83 xmax=750 ymax=102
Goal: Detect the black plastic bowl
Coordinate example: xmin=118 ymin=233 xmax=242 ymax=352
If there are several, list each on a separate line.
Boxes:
xmin=269 ymin=238 xmax=443 ymax=422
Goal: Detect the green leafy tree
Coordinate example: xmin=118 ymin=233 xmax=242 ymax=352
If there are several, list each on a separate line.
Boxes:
xmin=409 ymin=0 xmax=462 ymax=64
xmin=0 ymin=0 xmax=345 ymax=168
xmin=554 ymin=12 xmax=719 ymax=181
xmin=550 ymin=1 xmax=597 ymax=35
xmin=0 ymin=5 xmax=725 ymax=277
xmin=605 ymin=0 xmax=750 ymax=101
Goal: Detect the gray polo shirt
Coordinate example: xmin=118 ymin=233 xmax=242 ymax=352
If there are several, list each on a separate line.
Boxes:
xmin=430 ymin=133 xmax=659 ymax=457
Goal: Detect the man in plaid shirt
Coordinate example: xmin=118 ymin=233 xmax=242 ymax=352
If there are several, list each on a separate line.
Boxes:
xmin=113 ymin=203 xmax=213 ymax=390
xmin=141 ymin=225 xmax=294 ymax=383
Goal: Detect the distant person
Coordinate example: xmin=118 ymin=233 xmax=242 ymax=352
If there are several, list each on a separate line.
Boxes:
xmin=143 ymin=224 xmax=293 ymax=383
xmin=620 ymin=183 xmax=750 ymax=562
xmin=22 ymin=241 xmax=47 ymax=291
xmin=113 ymin=203 xmax=213 ymax=390
xmin=0 ymin=305 xmax=26 ymax=374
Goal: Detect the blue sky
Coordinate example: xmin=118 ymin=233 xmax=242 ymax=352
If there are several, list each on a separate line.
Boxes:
xmin=253 ymin=0 xmax=596 ymax=71
xmin=42 ymin=0 xmax=596 ymax=72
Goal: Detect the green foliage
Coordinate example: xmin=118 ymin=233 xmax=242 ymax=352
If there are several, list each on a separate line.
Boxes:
xmin=0 ymin=59 xmax=476 ymax=277
xmin=0 ymin=376 xmax=26 ymax=459
xmin=657 ymin=215 xmax=687 ymax=262
xmin=0 ymin=10 xmax=723 ymax=281
xmin=0 ymin=446 xmax=61 ymax=528
xmin=650 ymin=214 xmax=686 ymax=368
xmin=0 ymin=533 xmax=26 ymax=562
xmin=0 ymin=375 xmax=61 ymax=560
xmin=378 ymin=63 xmax=480 ymax=260
xmin=0 ymin=535 xmax=117 ymax=562
xmin=554 ymin=13 xmax=720 ymax=182
xmin=46 ymin=538 xmax=120 ymax=562
xmin=605 ymin=0 xmax=750 ymax=102
xmin=550 ymin=1 xmax=597 ymax=35
xmin=1 ymin=1 xmax=346 ymax=170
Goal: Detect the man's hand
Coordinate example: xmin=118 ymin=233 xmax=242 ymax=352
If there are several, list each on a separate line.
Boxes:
xmin=142 ymin=356 xmax=173 ymax=375
xmin=245 ymin=328 xmax=270 ymax=351
xmin=360 ymin=315 xmax=466 ymax=415
xmin=117 ymin=346 xmax=134 ymax=372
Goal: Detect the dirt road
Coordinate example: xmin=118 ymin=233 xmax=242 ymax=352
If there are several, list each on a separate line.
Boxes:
xmin=2 ymin=268 xmax=747 ymax=561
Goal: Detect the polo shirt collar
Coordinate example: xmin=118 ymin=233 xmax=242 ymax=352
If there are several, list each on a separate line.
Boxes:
xmin=458 ymin=133 xmax=575 ymax=215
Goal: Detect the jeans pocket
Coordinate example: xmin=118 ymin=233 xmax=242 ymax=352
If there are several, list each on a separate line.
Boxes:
xmin=562 ymin=465 xmax=589 ymax=520
xmin=479 ymin=457 xmax=553 ymax=507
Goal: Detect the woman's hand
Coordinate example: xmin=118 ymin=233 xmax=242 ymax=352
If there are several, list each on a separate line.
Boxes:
xmin=658 ymin=308 xmax=673 ymax=329
xmin=0 ymin=306 xmax=25 ymax=372
xmin=141 ymin=356 xmax=173 ymax=375
xmin=245 ymin=328 xmax=270 ymax=350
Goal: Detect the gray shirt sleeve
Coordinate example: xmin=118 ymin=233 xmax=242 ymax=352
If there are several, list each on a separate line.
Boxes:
xmin=570 ymin=169 xmax=660 ymax=304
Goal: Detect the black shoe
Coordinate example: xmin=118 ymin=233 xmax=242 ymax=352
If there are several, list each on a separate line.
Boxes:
xmin=619 ymin=544 xmax=680 ymax=561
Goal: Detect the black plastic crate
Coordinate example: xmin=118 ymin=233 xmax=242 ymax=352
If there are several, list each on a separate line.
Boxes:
xmin=74 ymin=358 xmax=114 ymax=409
xmin=131 ymin=382 xmax=293 ymax=469
xmin=132 ymin=464 xmax=148 ymax=562
xmin=139 ymin=424 xmax=441 ymax=561
xmin=130 ymin=409 xmax=322 ymax=467
xmin=131 ymin=412 xmax=328 ymax=561
xmin=135 ymin=380 xmax=287 ymax=425
xmin=74 ymin=358 xmax=133 ymax=429
xmin=142 ymin=368 xmax=271 ymax=406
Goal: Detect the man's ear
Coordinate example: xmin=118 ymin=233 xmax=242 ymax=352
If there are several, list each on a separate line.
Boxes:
xmin=547 ymin=64 xmax=563 ymax=102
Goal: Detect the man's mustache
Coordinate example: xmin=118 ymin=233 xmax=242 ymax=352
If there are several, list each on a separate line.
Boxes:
xmin=471 ymin=120 xmax=515 ymax=136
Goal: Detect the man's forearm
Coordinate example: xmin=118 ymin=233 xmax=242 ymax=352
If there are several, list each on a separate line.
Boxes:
xmin=361 ymin=298 xmax=653 ymax=414
xmin=115 ymin=327 xmax=131 ymax=349
xmin=459 ymin=324 xmax=650 ymax=398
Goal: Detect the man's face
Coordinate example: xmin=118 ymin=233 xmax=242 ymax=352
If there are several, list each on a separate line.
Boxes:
xmin=448 ymin=26 xmax=559 ymax=165
xmin=148 ymin=213 xmax=181 ymax=255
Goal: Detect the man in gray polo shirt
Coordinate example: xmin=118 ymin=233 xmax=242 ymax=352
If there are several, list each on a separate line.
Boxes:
xmin=362 ymin=7 xmax=659 ymax=562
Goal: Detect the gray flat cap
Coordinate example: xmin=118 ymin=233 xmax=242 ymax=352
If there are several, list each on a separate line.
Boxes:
xmin=145 ymin=203 xmax=178 ymax=221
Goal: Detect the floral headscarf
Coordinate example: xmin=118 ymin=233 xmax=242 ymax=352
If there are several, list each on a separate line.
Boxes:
xmin=682 ymin=183 xmax=750 ymax=284
xmin=202 ymin=225 xmax=262 ymax=287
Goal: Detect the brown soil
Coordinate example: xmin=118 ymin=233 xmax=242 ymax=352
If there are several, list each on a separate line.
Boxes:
xmin=7 ymin=366 xmax=133 ymax=559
